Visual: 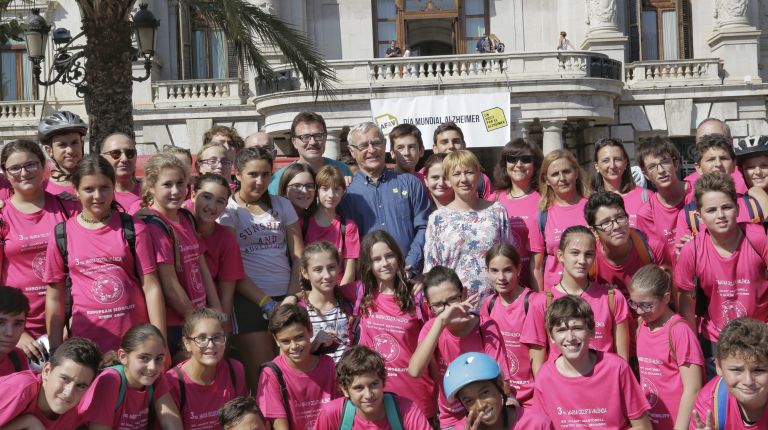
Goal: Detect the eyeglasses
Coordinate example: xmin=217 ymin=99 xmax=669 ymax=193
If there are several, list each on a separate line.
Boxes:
xmin=5 ymin=160 xmax=42 ymax=176
xmin=349 ymin=140 xmax=386 ymax=152
xmin=644 ymin=158 xmax=675 ymax=173
xmin=185 ymin=334 xmax=227 ymax=347
xmin=287 ymin=183 xmax=316 ymax=192
xmin=627 ymin=299 xmax=659 ymax=313
xmin=593 ymin=214 xmax=629 ymax=232
xmin=101 ymin=149 xmax=137 ymax=160
xmin=428 ymin=294 xmax=462 ymax=314
xmin=198 ymin=157 xmax=234 ymax=167
xmin=293 ymin=133 xmax=327 ymax=144
xmin=505 ymin=154 xmax=533 ymax=164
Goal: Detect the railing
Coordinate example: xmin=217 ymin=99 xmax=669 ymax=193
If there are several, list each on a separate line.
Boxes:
xmin=625 ymin=59 xmax=723 ymax=88
xmin=152 ymin=79 xmax=249 ymax=108
xmin=256 ymin=51 xmax=623 ymax=95
xmin=0 ymin=101 xmax=43 ymax=124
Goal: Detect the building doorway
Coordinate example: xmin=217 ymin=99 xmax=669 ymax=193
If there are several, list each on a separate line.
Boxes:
xmin=406 ymin=18 xmax=456 ymax=56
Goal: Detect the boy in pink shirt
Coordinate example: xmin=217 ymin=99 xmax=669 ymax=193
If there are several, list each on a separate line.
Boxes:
xmin=635 ymin=137 xmax=694 ymax=265
xmin=675 ymin=173 xmax=768 ymax=379
xmin=0 ymin=286 xmax=29 ymax=376
xmin=220 ymin=396 xmax=269 ymax=430
xmin=314 ymin=345 xmax=431 ymax=430
xmin=408 ymin=266 xmax=511 ymax=429
xmin=690 ymin=317 xmax=768 ymax=430
xmin=257 ymin=304 xmax=339 ymax=430
xmin=389 ymin=123 xmax=426 ymax=180
xmin=533 ymin=295 xmax=651 ymax=430
xmin=0 ymin=337 xmax=101 ymax=429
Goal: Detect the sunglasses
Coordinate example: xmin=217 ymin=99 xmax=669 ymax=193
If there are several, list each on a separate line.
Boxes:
xmin=505 ymin=154 xmax=533 ymax=164
xmin=101 ymin=149 xmax=137 ymax=160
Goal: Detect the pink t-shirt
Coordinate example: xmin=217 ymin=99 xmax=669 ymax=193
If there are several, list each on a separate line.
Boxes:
xmin=493 ymin=191 xmax=541 ymax=287
xmin=357 ymin=292 xmax=434 ymax=418
xmin=0 ymin=193 xmax=76 ymax=338
xmin=418 ymin=317 xmax=511 ymax=429
xmin=480 ymin=290 xmax=535 ymax=405
xmin=115 ymin=182 xmax=142 ymax=212
xmin=304 ymin=214 xmax=361 ymax=276
xmin=79 ymin=366 xmax=171 ymax=429
xmin=43 ymin=180 xmax=75 ymax=197
xmin=0 ymin=371 xmax=83 ymax=429
xmin=165 ymin=359 xmax=248 ymax=429
xmin=0 ymin=348 xmax=28 ymax=376
xmin=313 ymin=395 xmax=431 ymax=430
xmin=593 ymin=230 xmax=666 ymax=297
xmin=520 ymin=284 xmax=629 ymax=359
xmin=637 ymin=314 xmax=704 ymax=429
xmin=690 ymin=376 xmax=768 ymax=430
xmin=257 ymin=354 xmax=338 ymax=430
xmin=533 ymin=351 xmax=650 ymax=430
xmin=528 ymin=198 xmax=588 ymax=290
xmin=146 ymin=210 xmax=207 ymax=326
xmin=511 ymin=406 xmax=555 ymax=429
xmin=672 ymin=193 xmax=760 ymax=251
xmin=0 ymin=175 xmax=11 ymax=200
xmin=43 ymin=214 xmax=155 ymax=352
xmin=202 ymin=223 xmax=245 ymax=283
xmin=635 ymin=181 xmax=694 ymax=266
xmin=673 ymin=223 xmax=768 ymax=341
xmin=622 ymin=187 xmax=653 ymax=229
xmin=685 ymin=170 xmax=748 ymax=195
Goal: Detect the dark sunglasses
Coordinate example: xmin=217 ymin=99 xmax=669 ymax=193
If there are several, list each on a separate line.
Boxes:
xmin=505 ymin=154 xmax=533 ymax=164
xmin=101 ymin=149 xmax=137 ymax=160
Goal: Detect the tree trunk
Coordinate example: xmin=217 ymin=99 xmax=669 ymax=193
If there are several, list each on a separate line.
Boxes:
xmin=81 ymin=2 xmax=135 ymax=154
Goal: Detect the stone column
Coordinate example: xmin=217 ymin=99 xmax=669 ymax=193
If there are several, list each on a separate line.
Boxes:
xmin=581 ymin=0 xmax=628 ymax=63
xmin=324 ymin=130 xmax=340 ymax=161
xmin=542 ymin=121 xmax=565 ymax=154
xmin=708 ymin=0 xmax=762 ymax=84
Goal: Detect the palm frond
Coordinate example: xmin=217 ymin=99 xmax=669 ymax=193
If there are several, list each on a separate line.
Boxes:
xmin=181 ymin=0 xmax=338 ymax=99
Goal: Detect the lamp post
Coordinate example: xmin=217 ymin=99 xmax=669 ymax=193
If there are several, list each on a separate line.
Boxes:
xmin=23 ymin=4 xmax=159 ymax=98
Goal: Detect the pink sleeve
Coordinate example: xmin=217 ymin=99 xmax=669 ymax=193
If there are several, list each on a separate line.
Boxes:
xmin=343 ymin=220 xmax=360 ymax=260
xmin=672 ymin=210 xmax=692 ymax=253
xmin=163 ymin=368 xmax=182 ymax=406
xmin=620 ymin=361 xmax=651 ymax=420
xmin=520 ymin=294 xmax=548 ymax=347
xmin=312 ymin=400 xmax=341 ymax=430
xmin=42 ymin=231 xmax=67 ymax=284
xmin=671 ymin=321 xmax=705 ymax=367
xmin=611 ymin=289 xmax=629 ymax=325
xmin=0 ymin=373 xmax=37 ymax=425
xmin=417 ymin=319 xmax=433 ymax=343
xmin=400 ymin=397 xmax=431 ymax=428
xmin=134 ymin=219 xmax=158 ymax=276
xmin=635 ymin=204 xmax=653 ymax=237
xmin=78 ymin=370 xmax=121 ymax=425
xmin=480 ymin=319 xmax=511 ymax=381
xmin=255 ymin=365 xmax=287 ymax=419
xmin=481 ymin=172 xmax=494 ymax=200
xmin=673 ymin=242 xmax=696 ymax=292
xmin=146 ymin=223 xmax=174 ymax=264
xmin=528 ymin=214 xmax=545 ymax=253
xmin=233 ymin=360 xmax=248 ymax=397
xmin=153 ymin=370 xmax=171 ymax=400
xmin=689 ymin=380 xmax=715 ymax=430
xmin=648 ymin=231 xmax=669 ymax=267
xmin=217 ymin=232 xmax=245 ymax=282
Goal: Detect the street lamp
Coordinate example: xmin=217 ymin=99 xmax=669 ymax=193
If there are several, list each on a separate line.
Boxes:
xmin=23 ymin=4 xmax=160 ymax=98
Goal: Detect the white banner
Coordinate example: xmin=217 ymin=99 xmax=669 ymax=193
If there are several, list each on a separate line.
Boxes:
xmin=370 ymin=93 xmax=511 ymax=148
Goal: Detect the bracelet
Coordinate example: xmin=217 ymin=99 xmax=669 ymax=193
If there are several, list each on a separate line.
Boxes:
xmin=259 ymin=295 xmax=272 ymax=307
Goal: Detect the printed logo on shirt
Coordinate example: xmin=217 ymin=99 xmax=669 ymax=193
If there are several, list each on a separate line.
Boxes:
xmin=32 ymin=252 xmax=46 ymax=280
xmin=91 ymin=274 xmax=125 ymax=304
xmin=374 ymin=333 xmax=400 ymax=362
xmin=507 ymin=350 xmax=519 ymax=375
xmin=190 ymin=266 xmax=204 ymax=292
xmin=641 ymin=377 xmax=659 ymax=408
xmin=722 ymin=301 xmax=747 ymax=324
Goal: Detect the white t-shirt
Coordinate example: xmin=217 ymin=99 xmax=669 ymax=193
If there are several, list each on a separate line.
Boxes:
xmin=219 ymin=195 xmax=298 ymax=296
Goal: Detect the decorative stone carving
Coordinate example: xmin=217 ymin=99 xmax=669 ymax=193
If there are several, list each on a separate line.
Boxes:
xmin=714 ymin=0 xmax=749 ymax=27
xmin=585 ymin=0 xmax=618 ymax=30
xmin=256 ymin=0 xmax=278 ymax=15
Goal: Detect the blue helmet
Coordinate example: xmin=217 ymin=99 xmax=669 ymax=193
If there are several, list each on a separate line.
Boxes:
xmin=443 ymin=352 xmax=500 ymax=402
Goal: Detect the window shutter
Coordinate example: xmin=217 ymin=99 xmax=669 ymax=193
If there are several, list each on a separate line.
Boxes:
xmin=678 ymin=0 xmax=693 ymax=58
xmin=629 ymin=0 xmax=640 ymax=62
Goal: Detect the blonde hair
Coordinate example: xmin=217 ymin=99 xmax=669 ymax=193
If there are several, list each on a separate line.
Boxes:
xmin=538 ymin=149 xmax=590 ymax=210
xmin=141 ymin=153 xmax=188 ymax=207
xmin=442 ymin=149 xmax=481 ymax=179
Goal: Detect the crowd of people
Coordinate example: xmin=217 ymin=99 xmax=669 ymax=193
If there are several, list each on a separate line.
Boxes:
xmin=0 ymin=109 xmax=766 ymax=430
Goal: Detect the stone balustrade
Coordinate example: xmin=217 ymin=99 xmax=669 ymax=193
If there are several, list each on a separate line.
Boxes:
xmin=0 ymin=101 xmax=43 ymax=125
xmin=152 ymin=79 xmax=248 ymax=108
xmin=625 ymin=59 xmax=723 ymax=88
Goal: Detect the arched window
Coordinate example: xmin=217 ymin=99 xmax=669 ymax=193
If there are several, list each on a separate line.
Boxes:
xmin=628 ymin=0 xmax=692 ymax=61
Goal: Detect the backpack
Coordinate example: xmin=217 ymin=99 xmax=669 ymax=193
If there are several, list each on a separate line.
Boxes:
xmin=139 ymin=208 xmax=196 ymax=273
xmin=486 ymin=290 xmax=534 ymax=315
xmin=259 ymin=362 xmax=292 ymax=429
xmin=339 ymin=392 xmax=403 ymax=430
xmin=55 ymin=212 xmax=138 ymax=330
xmin=109 ymin=364 xmax=154 ymax=411
xmin=537 ymin=208 xmax=548 ymax=259
xmin=175 ymin=358 xmax=239 ymax=414
xmin=589 ymin=229 xmax=653 ymax=281
xmin=712 ymin=377 xmax=728 ymax=430
xmin=683 ymin=194 xmax=763 ymax=236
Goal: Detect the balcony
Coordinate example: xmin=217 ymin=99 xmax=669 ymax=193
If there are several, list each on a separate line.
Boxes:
xmin=0 ymin=101 xmax=44 ymax=126
xmin=624 ymin=59 xmax=723 ymax=88
xmin=151 ymin=79 xmax=249 ymax=108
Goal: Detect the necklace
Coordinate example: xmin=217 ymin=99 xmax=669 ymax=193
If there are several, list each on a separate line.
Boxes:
xmin=80 ymin=209 xmax=113 ymax=224
xmin=238 ymin=191 xmax=260 ymax=208
xmin=559 ymin=280 xmax=590 ymax=296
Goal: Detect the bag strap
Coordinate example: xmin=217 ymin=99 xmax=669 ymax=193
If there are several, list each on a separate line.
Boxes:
xmin=225 ymin=358 xmax=241 ymax=395
xmin=8 ymin=349 xmax=21 ymax=372
xmin=641 ymin=187 xmax=648 ymax=203
xmin=743 ymin=193 xmax=764 ymax=224
xmin=684 ymin=201 xmax=700 ymax=236
xmin=537 ymin=209 xmax=548 ymax=251
xmin=487 ymin=294 xmax=498 ymax=315
xmin=301 ymin=214 xmax=310 ymax=239
xmin=667 ymin=318 xmax=688 ymax=364
xmin=141 ymin=213 xmax=183 ymax=272
xmin=339 ymin=399 xmax=356 ymax=430
xmin=608 ymin=286 xmax=616 ymax=351
xmin=118 ymin=212 xmax=141 ymax=280
xmin=630 ymin=230 xmax=653 ymax=265
xmin=523 ymin=290 xmax=533 ymax=315
xmin=260 ymin=362 xmax=291 ymax=428
xmin=174 ymin=367 xmax=186 ymax=414
xmin=713 ymin=376 xmax=728 ymax=430
xmin=54 ymin=221 xmax=73 ymax=331
xmin=383 ymin=393 xmax=404 ymax=430
xmin=110 ymin=364 xmax=128 ymax=411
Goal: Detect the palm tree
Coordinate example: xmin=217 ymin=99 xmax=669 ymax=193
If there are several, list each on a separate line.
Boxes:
xmin=77 ymin=0 xmax=336 ymax=152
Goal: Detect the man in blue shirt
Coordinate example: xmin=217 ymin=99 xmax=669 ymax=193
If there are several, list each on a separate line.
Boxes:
xmin=268 ymin=111 xmax=351 ymax=194
xmin=339 ymin=122 xmax=431 ymax=274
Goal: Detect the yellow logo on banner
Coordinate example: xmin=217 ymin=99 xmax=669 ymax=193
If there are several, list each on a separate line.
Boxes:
xmin=481 ymin=107 xmax=508 ymax=132
xmin=375 ymin=114 xmax=398 ymax=136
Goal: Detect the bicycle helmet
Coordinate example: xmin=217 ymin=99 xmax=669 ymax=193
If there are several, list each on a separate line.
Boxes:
xmin=734 ymin=135 xmax=768 ymax=161
xmin=38 ymin=110 xmax=88 ymax=144
xmin=443 ymin=352 xmax=500 ymax=402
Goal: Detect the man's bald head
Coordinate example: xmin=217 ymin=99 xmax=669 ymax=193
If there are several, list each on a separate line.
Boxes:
xmin=245 ymin=132 xmax=275 ymax=153
xmin=696 ymin=118 xmax=732 ymax=142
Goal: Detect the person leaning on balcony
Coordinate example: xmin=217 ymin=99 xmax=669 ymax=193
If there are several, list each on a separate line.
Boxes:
xmin=385 ymin=40 xmax=402 ymax=57
xmin=476 ymin=33 xmax=491 ymax=53
xmin=267 ymin=111 xmax=352 ymax=195
xmin=557 ymin=31 xmax=572 ymax=50
xmin=100 ymin=132 xmax=141 ymax=210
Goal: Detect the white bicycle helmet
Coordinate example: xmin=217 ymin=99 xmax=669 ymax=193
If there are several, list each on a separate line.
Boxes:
xmin=38 ymin=110 xmax=88 ymax=144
